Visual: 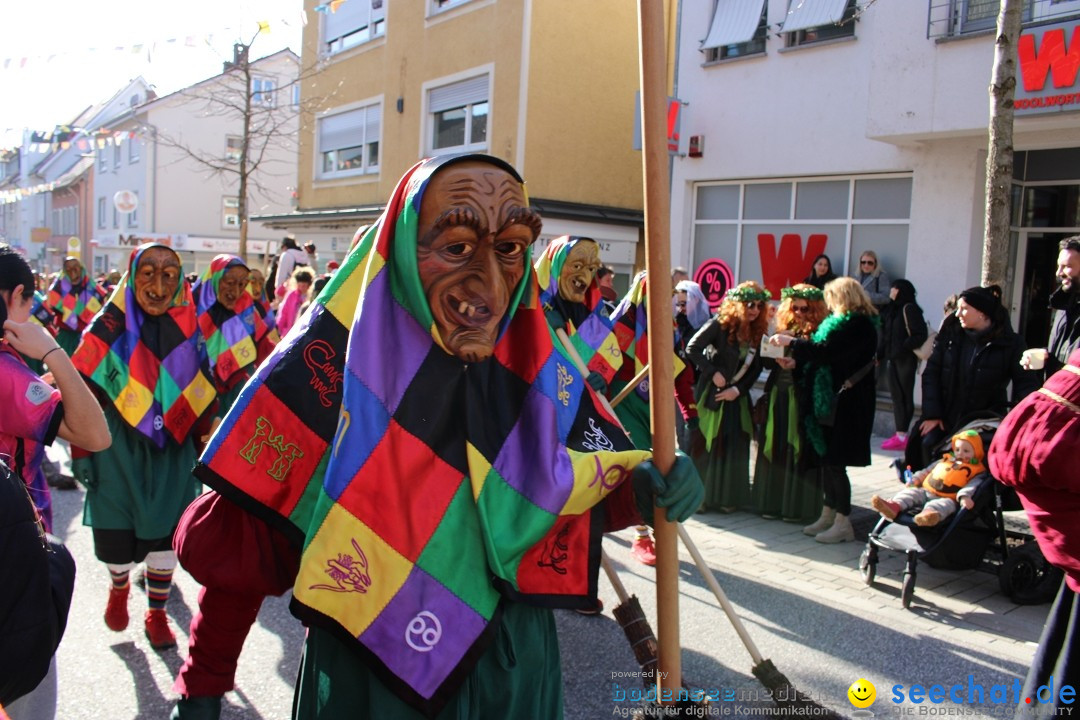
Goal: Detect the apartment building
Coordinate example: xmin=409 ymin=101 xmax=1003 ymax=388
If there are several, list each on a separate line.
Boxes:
xmin=255 ymin=0 xmax=661 ymax=286
xmin=671 ymin=0 xmax=1080 ymax=350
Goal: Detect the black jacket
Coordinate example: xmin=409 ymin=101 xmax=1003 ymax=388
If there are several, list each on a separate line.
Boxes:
xmin=686 ymin=319 xmax=763 ymax=407
xmin=921 ymin=321 xmax=1040 ymax=428
xmin=1047 ymin=288 xmax=1080 ymax=376
xmin=0 ymin=460 xmax=76 ymax=706
xmin=878 ymin=302 xmax=928 ymax=361
xmin=791 ymin=313 xmax=878 ymax=467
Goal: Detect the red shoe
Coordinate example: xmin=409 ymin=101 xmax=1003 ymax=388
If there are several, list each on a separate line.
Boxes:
xmin=631 ymin=535 xmax=657 ymax=566
xmin=144 ymin=609 xmax=177 ymax=649
xmin=105 ymin=586 xmax=130 ymax=632
xmin=881 ymin=433 xmax=907 ymax=451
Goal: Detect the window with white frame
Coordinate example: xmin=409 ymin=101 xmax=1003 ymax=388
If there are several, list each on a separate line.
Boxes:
xmin=97 ymin=148 xmax=107 ymax=173
xmin=127 ymin=192 xmax=138 ymax=228
xmin=703 ymin=0 xmax=769 ymax=62
xmin=429 ymin=0 xmax=475 ymax=15
xmin=97 ymin=197 xmax=106 ymax=228
xmin=252 ymin=77 xmax=276 ymax=106
xmin=292 ymin=84 xmax=301 ymax=107
xmin=128 ymin=136 xmax=139 ymax=163
xmin=317 ymin=103 xmax=381 ymax=179
xmin=322 ymin=0 xmax=386 ymax=56
xmin=113 ymin=142 xmax=122 ymax=169
xmin=223 ymin=196 xmax=240 ymax=229
xmin=783 ymin=0 xmax=858 ymax=47
xmin=112 ymin=204 xmax=119 ymax=229
xmin=226 ymin=136 xmax=243 ymax=163
xmin=427 ymin=74 xmax=488 ymax=154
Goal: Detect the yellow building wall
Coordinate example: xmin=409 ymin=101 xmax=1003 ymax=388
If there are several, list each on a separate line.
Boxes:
xmin=522 ymin=0 xmax=644 ymax=209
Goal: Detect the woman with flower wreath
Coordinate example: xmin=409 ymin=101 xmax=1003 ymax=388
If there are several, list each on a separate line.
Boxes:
xmin=770 ymin=277 xmax=878 ymax=543
xmin=751 ymin=284 xmax=828 ymax=523
xmin=686 ymin=281 xmax=769 ymax=512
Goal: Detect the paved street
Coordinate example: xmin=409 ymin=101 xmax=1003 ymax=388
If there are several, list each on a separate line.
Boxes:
xmin=43 ymin=437 xmax=1047 ymax=720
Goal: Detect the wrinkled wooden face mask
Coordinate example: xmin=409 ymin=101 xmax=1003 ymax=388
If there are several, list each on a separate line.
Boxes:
xmin=416 ymin=161 xmax=541 ymax=363
xmin=558 ymin=241 xmax=600 ymax=305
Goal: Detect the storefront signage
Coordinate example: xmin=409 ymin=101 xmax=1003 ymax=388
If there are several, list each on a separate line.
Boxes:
xmin=694 ymin=258 xmax=734 ymax=311
xmin=92 ymin=232 xmax=183 ymax=249
xmin=176 ymin=236 xmax=269 ymax=254
xmin=757 ymin=232 xmax=828 ymax=299
xmin=1016 ymin=18 xmax=1080 ymax=115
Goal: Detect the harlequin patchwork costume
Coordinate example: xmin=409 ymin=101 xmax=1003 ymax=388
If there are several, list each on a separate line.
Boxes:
xmin=71 ymin=243 xmax=217 ymax=649
xmin=46 ymin=258 xmax=108 ymax=356
xmin=190 ymin=155 xmax=671 ymax=719
xmin=171 ymin=254 xmax=283 ymax=718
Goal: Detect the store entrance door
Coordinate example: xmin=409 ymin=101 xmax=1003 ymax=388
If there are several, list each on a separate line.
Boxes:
xmin=1012 ymin=231 xmax=1072 ymax=350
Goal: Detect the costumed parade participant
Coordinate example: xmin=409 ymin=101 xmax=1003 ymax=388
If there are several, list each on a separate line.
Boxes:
xmin=871 ymin=429 xmax=987 ymax=526
xmin=46 ymin=256 xmax=108 ymax=357
xmin=170 ymin=254 xmax=283 ymax=720
xmin=751 ymin=284 xmax=827 ymax=523
xmin=609 ymin=271 xmax=700 ymax=564
xmin=188 ymin=154 xmax=702 ymax=719
xmin=71 ymin=243 xmax=217 ymax=649
xmin=686 ymin=281 xmax=769 ymax=513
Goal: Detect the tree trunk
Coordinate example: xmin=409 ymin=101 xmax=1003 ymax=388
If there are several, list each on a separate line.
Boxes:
xmin=237 ymin=57 xmax=254 ymax=265
xmin=982 ymin=0 xmax=1023 ymax=289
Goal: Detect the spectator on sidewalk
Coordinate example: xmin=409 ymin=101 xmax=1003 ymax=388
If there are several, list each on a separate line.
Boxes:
xmin=1021 ymin=236 xmax=1080 ymax=378
xmin=272 ymin=236 xmax=308 ymax=298
xmin=989 ymin=348 xmax=1080 ymax=719
xmin=853 ymin=251 xmax=891 ymax=311
xmin=803 ymin=254 xmax=837 ymax=291
xmin=878 ymin=279 xmax=928 ymax=451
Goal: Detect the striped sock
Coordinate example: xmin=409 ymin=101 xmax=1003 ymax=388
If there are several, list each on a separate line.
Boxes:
xmin=145 ymin=567 xmax=174 ymax=610
xmin=109 ymin=568 xmax=131 ymax=591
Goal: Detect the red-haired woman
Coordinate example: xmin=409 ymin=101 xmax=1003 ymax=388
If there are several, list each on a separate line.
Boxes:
xmin=752 ymin=284 xmax=828 ymax=522
xmin=687 ymin=281 xmax=770 ymax=512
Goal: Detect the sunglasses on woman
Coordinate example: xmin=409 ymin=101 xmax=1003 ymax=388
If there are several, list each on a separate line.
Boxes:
xmin=792 ymin=304 xmax=809 ymax=314
xmin=743 ymin=301 xmax=764 ymax=309
xmin=860 ymin=259 xmax=876 ymax=267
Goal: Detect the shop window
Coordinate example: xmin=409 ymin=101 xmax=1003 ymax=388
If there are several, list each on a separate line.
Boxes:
xmin=696 ymin=185 xmax=740 ymax=220
xmin=323 ymin=0 xmax=385 ymax=56
xmin=317 ymin=103 xmax=381 ymax=179
xmin=795 ymin=181 xmax=849 ymax=219
xmin=853 ymin=178 xmax=913 ymax=219
xmin=744 ymin=183 xmax=792 ymax=219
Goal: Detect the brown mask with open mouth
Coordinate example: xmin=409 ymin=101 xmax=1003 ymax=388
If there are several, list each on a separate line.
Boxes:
xmin=134 ymin=247 xmax=182 ymax=316
xmin=416 ymin=160 xmax=542 ymax=363
xmin=557 ymin=240 xmax=601 ymax=305
xmin=218 ymin=265 xmax=251 ymax=311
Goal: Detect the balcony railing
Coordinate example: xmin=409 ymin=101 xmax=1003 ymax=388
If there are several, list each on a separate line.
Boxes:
xmin=928 ymin=0 xmax=1080 ymax=40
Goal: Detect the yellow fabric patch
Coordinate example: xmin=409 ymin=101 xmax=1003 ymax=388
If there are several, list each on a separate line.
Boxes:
xmin=562 ymin=448 xmax=649 ymax=516
xmin=466 ymin=442 xmax=492 ymax=501
xmin=294 ymin=504 xmax=412 ymax=638
xmin=115 ymin=380 xmax=154 ymax=426
xmin=183 ymin=374 xmax=217 ymax=417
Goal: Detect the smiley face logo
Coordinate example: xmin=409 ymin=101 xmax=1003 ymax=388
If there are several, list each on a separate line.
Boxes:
xmin=848 ymin=679 xmax=876 ymax=708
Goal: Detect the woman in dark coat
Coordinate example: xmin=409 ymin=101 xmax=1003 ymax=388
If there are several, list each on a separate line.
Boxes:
xmin=803 ymin=254 xmax=837 ymax=291
xmin=686 ymin=281 xmax=769 ymax=512
xmin=878 ymin=279 xmax=927 ymax=451
xmin=771 ymin=277 xmax=878 ymax=543
xmin=905 ymin=285 xmax=1040 ymax=471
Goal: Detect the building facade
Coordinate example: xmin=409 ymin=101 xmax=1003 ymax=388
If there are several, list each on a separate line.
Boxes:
xmin=671 ymin=0 xmax=1080 ymax=350
xmin=255 ymin=0 xmax=663 ymax=289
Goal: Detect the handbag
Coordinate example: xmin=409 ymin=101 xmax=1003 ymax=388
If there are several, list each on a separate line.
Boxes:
xmin=902 ymin=305 xmax=936 ymax=361
xmin=818 ymin=359 xmax=875 ymax=428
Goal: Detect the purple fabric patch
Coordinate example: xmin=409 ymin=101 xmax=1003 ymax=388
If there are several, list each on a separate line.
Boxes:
xmin=575 ymin=314 xmax=610 ymax=351
xmin=493 ymin=387 xmax=572 ymax=514
xmin=136 ymin=399 xmax=165 ymax=446
xmin=360 ymin=568 xmax=486 ymax=700
xmin=351 ymin=272 xmax=431 ymax=415
xmin=161 ymin=339 xmax=200 ymax=388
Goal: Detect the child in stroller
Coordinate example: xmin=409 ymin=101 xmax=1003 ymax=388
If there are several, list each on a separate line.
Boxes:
xmin=871 ymin=430 xmax=987 ymax=527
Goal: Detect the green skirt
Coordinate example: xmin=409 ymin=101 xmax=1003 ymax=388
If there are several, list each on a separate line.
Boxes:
xmin=293 ymin=602 xmax=563 ymax=720
xmin=82 ymin=406 xmax=200 ymax=539
xmin=696 ymin=392 xmax=752 ymax=511
xmin=750 ymin=372 xmax=822 ymax=522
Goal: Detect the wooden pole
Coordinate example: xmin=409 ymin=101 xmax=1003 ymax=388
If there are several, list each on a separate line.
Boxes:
xmin=637 ymin=0 xmax=680 ymax=699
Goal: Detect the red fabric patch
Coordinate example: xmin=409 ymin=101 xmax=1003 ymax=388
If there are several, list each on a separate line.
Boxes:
xmin=516 ymin=514 xmax=590 ymax=596
xmin=72 ymin=333 xmax=109 ymax=375
xmin=207 ymin=385 xmax=327 ymax=518
xmin=494 ymin=305 xmax=551 ymax=385
xmin=336 ymin=420 xmax=463 ymax=562
xmin=128 ymin=342 xmax=160 ymax=387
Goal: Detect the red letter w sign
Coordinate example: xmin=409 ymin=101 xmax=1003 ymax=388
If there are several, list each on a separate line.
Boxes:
xmin=1019 ymin=25 xmax=1080 ymax=92
xmin=757 ymin=233 xmax=828 ymax=299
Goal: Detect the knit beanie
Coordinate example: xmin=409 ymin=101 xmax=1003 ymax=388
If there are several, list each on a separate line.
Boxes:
xmin=958 ymin=286 xmax=999 ymax=317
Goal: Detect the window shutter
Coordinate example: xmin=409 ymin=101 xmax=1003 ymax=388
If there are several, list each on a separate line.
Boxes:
xmin=323 ymin=0 xmax=370 ymax=42
xmin=701 ymin=0 xmax=767 ymax=50
xmin=364 ymin=106 xmax=380 ymax=144
xmin=319 ymin=108 xmax=366 ymax=152
xmin=781 ymin=0 xmax=851 ymax=33
xmin=429 ymin=75 xmax=488 ymax=113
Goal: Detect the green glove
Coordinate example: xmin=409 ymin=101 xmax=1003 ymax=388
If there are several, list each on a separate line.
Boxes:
xmin=71 ymin=456 xmax=96 ymax=490
xmin=586 ymin=371 xmax=608 ymax=394
xmin=544 ymin=307 xmax=566 ymax=333
xmin=631 ymin=452 xmax=704 ymax=525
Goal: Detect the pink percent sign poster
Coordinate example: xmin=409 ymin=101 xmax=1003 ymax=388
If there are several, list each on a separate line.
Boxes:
xmin=693 ymin=258 xmax=734 ymax=312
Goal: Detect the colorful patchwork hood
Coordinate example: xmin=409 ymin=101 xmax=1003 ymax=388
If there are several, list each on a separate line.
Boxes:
xmin=610 ymin=270 xmax=684 ymax=401
xmin=193 ymin=254 xmax=277 ymax=386
xmin=46 ymin=261 xmax=107 ymax=331
xmin=194 ymin=154 xmax=648 ymax=716
xmin=534 ymin=235 xmax=623 ymax=383
xmin=71 ymin=243 xmax=217 ymax=448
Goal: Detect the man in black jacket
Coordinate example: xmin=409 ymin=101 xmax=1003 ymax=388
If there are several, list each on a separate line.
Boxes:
xmin=907 ymin=286 xmax=1040 ymax=470
xmin=1023 ymin=236 xmax=1080 ymax=378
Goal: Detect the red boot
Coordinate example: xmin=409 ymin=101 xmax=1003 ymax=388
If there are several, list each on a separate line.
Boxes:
xmin=145 ymin=609 xmax=177 ymax=649
xmin=105 ymin=586 xmax=130 ymax=632
xmin=630 ymin=535 xmax=657 ymax=566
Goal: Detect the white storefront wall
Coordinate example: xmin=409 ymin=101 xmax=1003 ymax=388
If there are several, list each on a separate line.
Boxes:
xmin=670 ymin=0 xmax=1080 ymax=332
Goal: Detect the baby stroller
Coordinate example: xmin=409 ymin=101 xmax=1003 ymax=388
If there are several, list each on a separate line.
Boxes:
xmin=858 ymin=413 xmax=1062 ymax=608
